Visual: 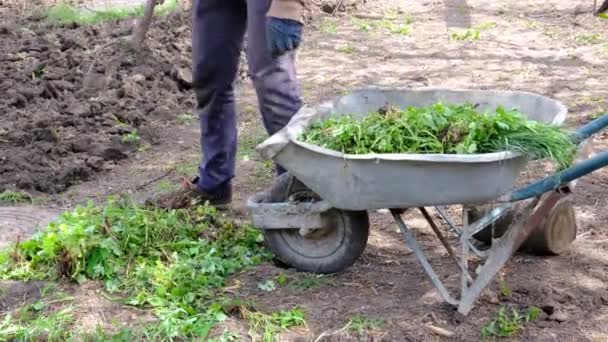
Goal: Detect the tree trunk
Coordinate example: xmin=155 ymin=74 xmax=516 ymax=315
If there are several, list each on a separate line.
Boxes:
xmin=131 ymin=0 xmax=158 ymax=50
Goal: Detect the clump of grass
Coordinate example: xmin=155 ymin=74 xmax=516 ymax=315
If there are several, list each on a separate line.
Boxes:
xmin=243 ymin=307 xmax=306 ymax=342
xmin=0 ymin=197 xmax=271 ymax=339
xmin=347 ymin=314 xmax=385 ymax=334
xmin=481 ymin=306 xmax=541 ymax=338
xmin=0 ymin=190 xmax=32 ymax=203
xmin=47 ymin=0 xmax=179 ymax=25
xmin=300 ymin=103 xmax=576 ymax=169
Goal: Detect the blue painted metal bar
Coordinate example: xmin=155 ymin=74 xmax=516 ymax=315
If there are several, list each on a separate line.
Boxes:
xmin=574 ymin=114 xmax=608 ymax=143
xmin=500 ymin=151 xmax=608 ymax=202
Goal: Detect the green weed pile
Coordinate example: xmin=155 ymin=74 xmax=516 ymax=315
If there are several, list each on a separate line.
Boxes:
xmin=0 ymin=198 xmax=272 ymax=340
xmin=301 ymin=103 xmax=576 ymax=169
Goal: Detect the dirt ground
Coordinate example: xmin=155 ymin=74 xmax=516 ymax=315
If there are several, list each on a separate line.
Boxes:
xmin=1 ymin=0 xmax=608 ymax=341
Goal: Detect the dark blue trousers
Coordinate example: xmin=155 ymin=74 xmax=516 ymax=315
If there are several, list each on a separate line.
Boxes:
xmin=192 ymin=0 xmax=303 ymax=193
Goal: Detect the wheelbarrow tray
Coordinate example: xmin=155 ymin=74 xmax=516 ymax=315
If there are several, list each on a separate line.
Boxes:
xmin=257 ymin=88 xmax=568 ymax=211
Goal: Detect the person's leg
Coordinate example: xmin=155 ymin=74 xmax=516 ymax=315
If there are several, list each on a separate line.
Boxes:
xmin=245 ymin=0 xmax=303 ymax=175
xmin=192 ymin=0 xmax=246 ymax=193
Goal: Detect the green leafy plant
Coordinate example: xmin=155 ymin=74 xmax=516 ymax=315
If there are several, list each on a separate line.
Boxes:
xmin=0 ymin=198 xmax=271 ymax=340
xmin=244 ymin=307 xmax=306 ymax=342
xmin=121 ymin=129 xmax=140 ymax=144
xmin=450 ymin=28 xmax=480 ymax=41
xmin=450 ymin=22 xmax=496 ymax=41
xmin=481 ymin=306 xmax=541 ymax=338
xmin=300 ymin=103 xmax=576 ymax=169
xmin=0 ymin=190 xmax=32 ymax=203
xmin=258 ymin=279 xmax=277 ymax=292
xmin=275 ymin=274 xmax=288 ymax=286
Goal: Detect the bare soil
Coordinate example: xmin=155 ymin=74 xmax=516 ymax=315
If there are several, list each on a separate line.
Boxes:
xmin=1 ymin=0 xmax=608 ymax=341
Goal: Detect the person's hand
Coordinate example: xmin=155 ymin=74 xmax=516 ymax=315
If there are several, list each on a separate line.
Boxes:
xmin=266 ymin=17 xmax=303 ymax=57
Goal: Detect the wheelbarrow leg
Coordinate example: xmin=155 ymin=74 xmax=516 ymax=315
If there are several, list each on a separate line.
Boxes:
xmin=391 ymin=210 xmax=459 ymax=306
xmin=457 ymin=191 xmax=565 ymax=315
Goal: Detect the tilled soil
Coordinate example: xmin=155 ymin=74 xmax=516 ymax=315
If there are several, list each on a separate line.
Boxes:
xmin=0 ymin=9 xmax=194 ymax=193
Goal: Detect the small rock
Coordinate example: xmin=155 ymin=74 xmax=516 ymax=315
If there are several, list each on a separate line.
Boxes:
xmin=130 ymin=74 xmax=146 ymax=83
xmin=175 ymin=67 xmax=192 ymax=86
xmin=550 ymin=311 xmax=569 ymax=322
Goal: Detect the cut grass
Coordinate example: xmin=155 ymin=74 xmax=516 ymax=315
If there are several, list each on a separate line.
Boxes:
xmin=0 ymin=198 xmax=271 ymax=339
xmin=0 ymin=306 xmax=75 ymax=341
xmin=301 ymin=103 xmax=576 ymax=169
xmin=47 ymin=0 xmax=179 ymax=25
xmin=243 ymin=307 xmax=306 ymax=342
xmin=0 ymin=190 xmax=32 ymax=203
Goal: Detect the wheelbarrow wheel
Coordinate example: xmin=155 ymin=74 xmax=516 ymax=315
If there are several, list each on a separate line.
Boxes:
xmin=262 ymin=173 xmax=369 ymax=274
xmin=264 ymin=210 xmax=369 ymax=274
xmin=466 ymin=197 xmax=577 ymax=255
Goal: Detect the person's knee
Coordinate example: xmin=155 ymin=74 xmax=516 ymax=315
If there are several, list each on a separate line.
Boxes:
xmin=193 ymin=60 xmax=237 ymax=105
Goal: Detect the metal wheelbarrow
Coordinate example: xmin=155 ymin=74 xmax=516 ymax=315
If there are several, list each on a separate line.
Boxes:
xmin=246 ymin=88 xmax=608 ymax=315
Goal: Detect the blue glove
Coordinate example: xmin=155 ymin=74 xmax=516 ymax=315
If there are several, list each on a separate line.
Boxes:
xmin=266 ymin=17 xmax=303 ymax=57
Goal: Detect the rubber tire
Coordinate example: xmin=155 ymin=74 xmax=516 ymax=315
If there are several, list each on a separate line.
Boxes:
xmin=264 ymin=210 xmax=370 ymax=274
xmin=467 ymin=199 xmax=577 ymax=255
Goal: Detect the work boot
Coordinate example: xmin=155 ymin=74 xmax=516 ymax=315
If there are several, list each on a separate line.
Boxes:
xmin=145 ymin=177 xmax=232 ymax=210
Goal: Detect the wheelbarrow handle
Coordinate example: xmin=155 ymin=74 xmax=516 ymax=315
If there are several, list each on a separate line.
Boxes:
xmin=574 ymin=113 xmax=608 ymax=143
xmin=500 ymin=150 xmax=608 ymax=202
